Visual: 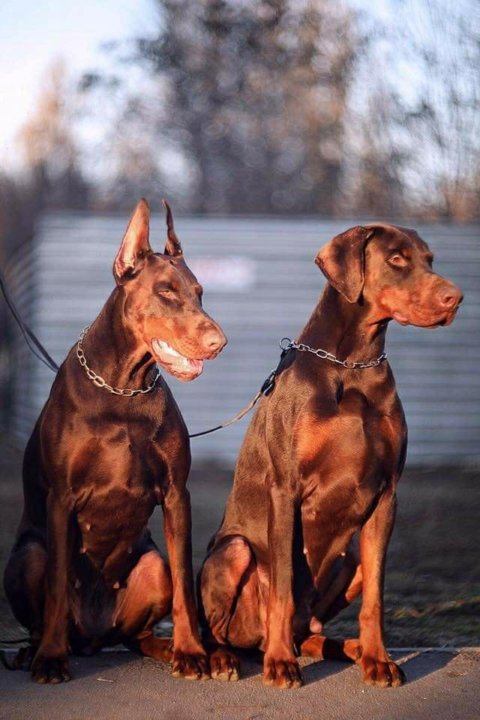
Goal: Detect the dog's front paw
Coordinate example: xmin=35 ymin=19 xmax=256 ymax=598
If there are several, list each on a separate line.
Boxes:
xmin=31 ymin=654 xmax=71 ymax=684
xmin=210 ymin=647 xmax=240 ymax=682
xmin=359 ymin=655 xmax=405 ymax=688
xmin=263 ymin=655 xmax=303 ymax=689
xmin=171 ymin=649 xmax=209 ymax=680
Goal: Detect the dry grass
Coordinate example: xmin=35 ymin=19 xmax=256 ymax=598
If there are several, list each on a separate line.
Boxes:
xmin=1 ymin=433 xmax=478 ymax=646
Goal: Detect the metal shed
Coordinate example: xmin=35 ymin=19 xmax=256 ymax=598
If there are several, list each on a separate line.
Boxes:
xmin=5 ymin=213 xmax=480 ymax=465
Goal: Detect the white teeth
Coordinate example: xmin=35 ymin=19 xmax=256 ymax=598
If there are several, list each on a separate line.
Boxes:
xmin=152 ymin=338 xmax=204 ymax=378
xmin=154 ymin=340 xmax=181 ymax=358
xmin=153 ymin=339 xmax=194 ymax=367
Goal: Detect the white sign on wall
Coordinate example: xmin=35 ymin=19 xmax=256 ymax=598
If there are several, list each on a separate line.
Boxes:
xmin=188 ymin=257 xmax=257 ymax=292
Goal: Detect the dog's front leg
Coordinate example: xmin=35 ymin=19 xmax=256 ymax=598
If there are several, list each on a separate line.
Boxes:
xmin=357 ymin=484 xmax=405 ymax=687
xmin=31 ymin=491 xmax=73 ymax=684
xmin=263 ymin=487 xmax=302 ymax=689
xmin=162 ymin=483 xmax=209 ymax=680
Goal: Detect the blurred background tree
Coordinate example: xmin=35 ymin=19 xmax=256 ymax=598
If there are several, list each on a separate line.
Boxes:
xmin=76 ymin=0 xmax=479 ymax=219
xmin=396 ymin=0 xmax=480 ymax=221
xmin=1 ymin=0 xmax=479 ymax=237
xmin=131 ymin=0 xmax=358 ymax=215
xmin=18 ymin=59 xmax=90 ymax=211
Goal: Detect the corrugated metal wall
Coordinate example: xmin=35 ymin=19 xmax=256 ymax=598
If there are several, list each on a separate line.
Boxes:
xmin=6 ymin=212 xmax=480 ymax=465
xmin=4 ymin=238 xmax=37 ymax=438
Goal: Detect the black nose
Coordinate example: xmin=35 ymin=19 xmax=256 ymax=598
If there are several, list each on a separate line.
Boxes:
xmin=439 ymin=284 xmax=463 ymax=310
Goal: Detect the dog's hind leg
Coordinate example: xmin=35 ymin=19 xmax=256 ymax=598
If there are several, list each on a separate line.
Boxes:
xmin=308 ymin=546 xmax=363 ymax=630
xmin=3 ymin=533 xmax=47 ymax=670
xmin=199 ymin=535 xmax=264 ymax=681
xmin=299 ymin=550 xmax=363 ymax=663
xmin=116 ymin=550 xmax=173 ymax=662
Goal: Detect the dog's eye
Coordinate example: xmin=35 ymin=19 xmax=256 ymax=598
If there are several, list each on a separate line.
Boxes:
xmin=154 ymin=284 xmax=176 ymax=296
xmin=388 ymin=253 xmax=408 ymax=268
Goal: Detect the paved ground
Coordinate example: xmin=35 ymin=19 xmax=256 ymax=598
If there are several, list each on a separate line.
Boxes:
xmin=1 ymin=648 xmax=478 ymax=720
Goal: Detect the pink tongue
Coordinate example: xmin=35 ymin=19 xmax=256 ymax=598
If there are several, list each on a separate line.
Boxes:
xmin=188 ymin=359 xmax=203 ymax=373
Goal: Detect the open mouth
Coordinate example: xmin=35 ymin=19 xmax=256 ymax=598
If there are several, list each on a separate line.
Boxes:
xmin=151 ymin=339 xmax=204 ymax=381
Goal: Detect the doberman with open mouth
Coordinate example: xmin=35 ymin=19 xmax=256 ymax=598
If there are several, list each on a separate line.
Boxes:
xmin=4 ymin=199 xmax=226 ymax=683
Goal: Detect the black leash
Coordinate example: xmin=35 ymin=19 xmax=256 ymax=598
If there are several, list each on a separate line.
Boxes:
xmin=0 ymin=268 xmax=59 ymax=373
xmin=188 ymin=352 xmax=287 ymax=438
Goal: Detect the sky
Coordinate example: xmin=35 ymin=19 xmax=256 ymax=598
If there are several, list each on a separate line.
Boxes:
xmin=0 ymin=0 xmax=156 ymax=167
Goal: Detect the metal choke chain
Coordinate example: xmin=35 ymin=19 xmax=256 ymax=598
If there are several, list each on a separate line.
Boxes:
xmin=76 ymin=326 xmax=161 ymax=396
xmin=280 ymin=338 xmax=387 ymax=370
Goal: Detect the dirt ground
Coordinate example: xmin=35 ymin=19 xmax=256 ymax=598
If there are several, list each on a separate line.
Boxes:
xmin=1 ymin=431 xmax=479 ymax=647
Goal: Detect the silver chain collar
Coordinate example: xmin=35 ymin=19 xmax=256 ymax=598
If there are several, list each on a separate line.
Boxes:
xmin=280 ymin=337 xmax=387 ymax=370
xmin=76 ymin=326 xmax=161 ymax=396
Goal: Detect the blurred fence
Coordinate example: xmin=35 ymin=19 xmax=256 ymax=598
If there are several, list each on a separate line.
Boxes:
xmin=4 ymin=212 xmax=480 ymax=465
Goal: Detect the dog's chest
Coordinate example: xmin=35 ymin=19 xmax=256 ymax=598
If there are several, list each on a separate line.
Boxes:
xmin=297 ymin=390 xmax=404 ymax=477
xmin=67 ymin=427 xmax=172 ymax=567
xmin=76 ymin=483 xmax=156 ymax=562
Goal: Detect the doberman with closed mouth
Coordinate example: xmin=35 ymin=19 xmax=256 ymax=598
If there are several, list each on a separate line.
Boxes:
xmin=199 ymin=223 xmax=462 ymax=689
xmin=4 ymin=199 xmax=226 ymax=683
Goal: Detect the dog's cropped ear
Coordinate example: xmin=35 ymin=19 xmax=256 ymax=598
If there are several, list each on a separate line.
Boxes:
xmin=162 ymin=199 xmax=183 ymax=257
xmin=114 ymin=199 xmax=152 ymax=284
xmin=315 ymin=226 xmax=375 ymax=303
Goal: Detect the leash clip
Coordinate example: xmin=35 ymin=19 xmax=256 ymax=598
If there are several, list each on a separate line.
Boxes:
xmin=260 ymin=369 xmax=278 ymax=396
xmin=280 ymin=337 xmax=294 ymax=352
xmin=261 ymin=340 xmax=293 ymax=396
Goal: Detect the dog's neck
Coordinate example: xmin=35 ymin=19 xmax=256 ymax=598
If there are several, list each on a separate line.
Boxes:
xmin=80 ymin=289 xmax=158 ymax=390
xmin=298 ymin=284 xmax=388 ymax=364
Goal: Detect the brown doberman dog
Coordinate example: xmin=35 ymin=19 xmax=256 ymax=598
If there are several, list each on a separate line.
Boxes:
xmin=199 ymin=224 xmax=462 ymax=688
xmin=4 ymin=199 xmax=226 ymax=683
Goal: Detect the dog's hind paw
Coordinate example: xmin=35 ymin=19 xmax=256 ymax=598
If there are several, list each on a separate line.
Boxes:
xmin=300 ymin=634 xmax=361 ymax=662
xmin=1 ymin=644 xmax=37 ymax=671
xmin=132 ymin=635 xmax=173 ymax=663
xmin=210 ymin=647 xmax=240 ymax=681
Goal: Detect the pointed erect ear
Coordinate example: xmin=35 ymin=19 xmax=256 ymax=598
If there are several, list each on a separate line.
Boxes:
xmin=114 ymin=199 xmax=152 ymax=284
xmin=162 ymin=199 xmax=183 ymax=257
xmin=315 ymin=226 xmax=375 ymax=303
